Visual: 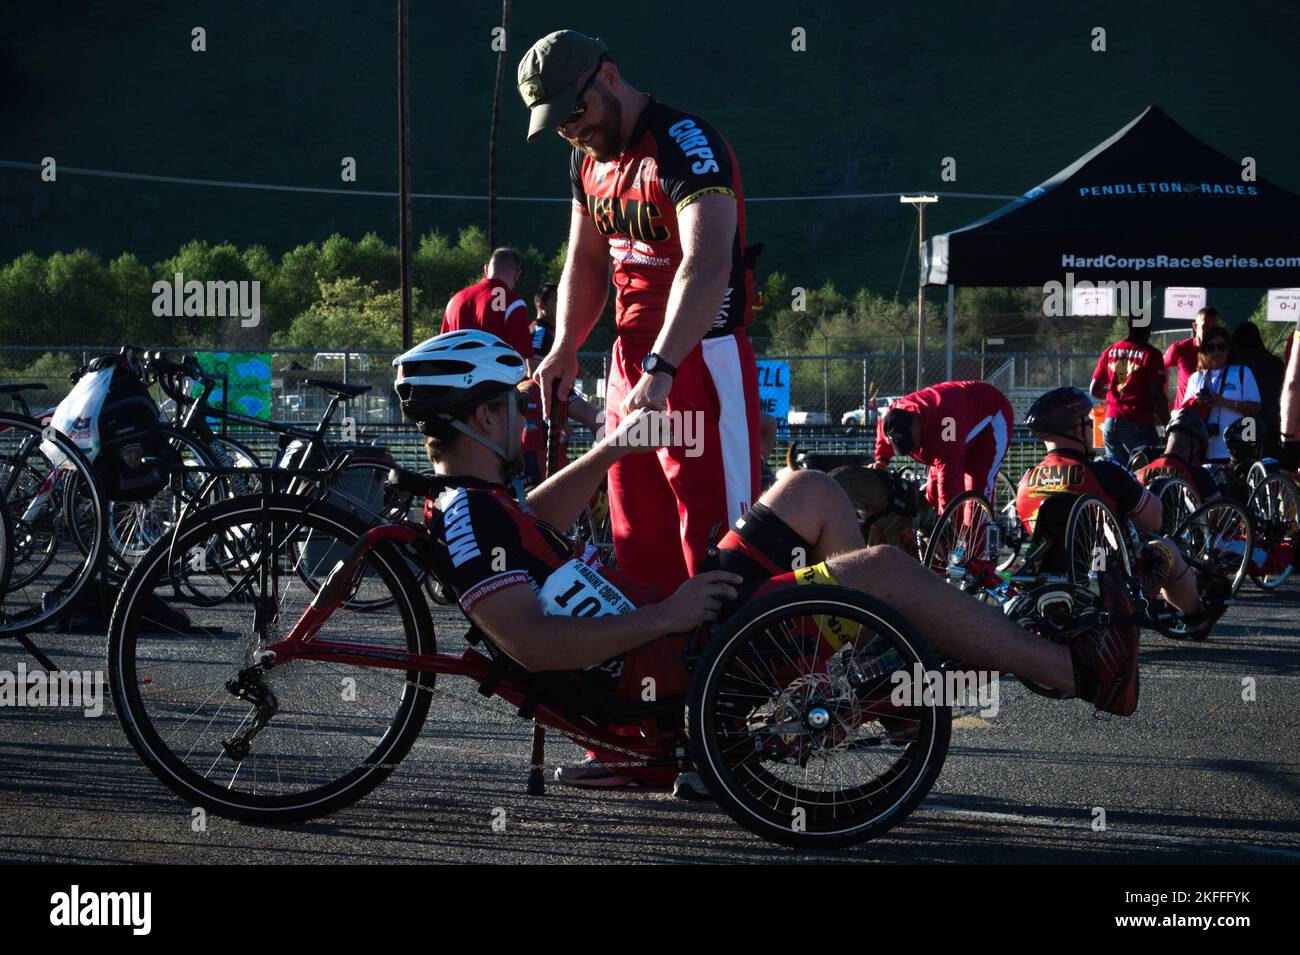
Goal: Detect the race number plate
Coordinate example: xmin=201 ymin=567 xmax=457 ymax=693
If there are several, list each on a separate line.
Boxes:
xmin=538 ymin=559 xmax=635 ymax=618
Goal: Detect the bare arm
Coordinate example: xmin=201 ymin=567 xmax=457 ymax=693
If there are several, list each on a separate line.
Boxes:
xmin=467 ymin=572 xmax=741 ymax=672
xmin=1150 ymin=377 xmax=1170 ymax=424
xmin=648 ymin=192 xmax=736 ymax=366
xmin=527 ymin=408 xmax=656 ymax=530
xmin=1130 ymin=488 xmax=1162 ymax=535
xmin=1089 ymin=377 xmax=1107 ymax=401
xmin=534 ymin=208 xmax=610 ymax=418
xmin=567 ymin=394 xmax=602 ymax=431
xmin=1285 ymin=332 xmax=1300 ymax=440
xmin=555 ymin=208 xmax=611 ymax=354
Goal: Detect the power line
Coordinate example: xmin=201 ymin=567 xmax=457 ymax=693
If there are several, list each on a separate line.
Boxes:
xmin=0 ymin=160 xmax=1019 ymax=203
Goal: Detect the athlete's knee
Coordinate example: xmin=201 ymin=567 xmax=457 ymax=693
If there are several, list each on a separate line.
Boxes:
xmin=766 ymin=467 xmax=845 ymax=511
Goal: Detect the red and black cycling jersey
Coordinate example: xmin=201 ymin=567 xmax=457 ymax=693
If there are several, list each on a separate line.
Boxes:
xmin=570 ymin=96 xmax=754 ymax=343
xmin=424 ymin=482 xmax=660 ymax=614
xmin=1015 ymin=447 xmax=1145 ymax=535
xmin=424 ymin=479 xmax=815 ymax=700
xmin=1136 ymin=452 xmax=1219 ymax=500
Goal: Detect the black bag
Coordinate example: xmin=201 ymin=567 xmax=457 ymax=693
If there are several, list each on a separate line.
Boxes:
xmin=89 ymin=355 xmax=176 ymax=501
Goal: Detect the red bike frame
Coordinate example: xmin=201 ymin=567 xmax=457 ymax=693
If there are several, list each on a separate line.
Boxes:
xmin=257 ymin=523 xmax=674 ymax=763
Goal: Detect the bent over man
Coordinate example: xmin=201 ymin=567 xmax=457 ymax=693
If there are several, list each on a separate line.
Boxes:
xmin=874 ymin=380 xmax=1014 ymax=515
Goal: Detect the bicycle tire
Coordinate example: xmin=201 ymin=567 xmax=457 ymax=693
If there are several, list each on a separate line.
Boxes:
xmin=1246 ymin=473 xmax=1298 ymax=590
xmin=108 ymin=493 xmax=435 ymax=823
xmin=688 ymin=584 xmax=951 ymax=848
xmin=0 ymin=414 xmax=106 ymax=635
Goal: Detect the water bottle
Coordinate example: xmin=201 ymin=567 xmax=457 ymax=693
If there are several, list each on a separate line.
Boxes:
xmin=947 ymin=541 xmax=967 ymax=582
xmin=984 ymin=523 xmax=1002 ymax=562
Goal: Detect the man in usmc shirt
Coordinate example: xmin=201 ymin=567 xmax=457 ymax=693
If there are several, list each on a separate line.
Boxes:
xmin=517 ymin=29 xmax=762 ymax=600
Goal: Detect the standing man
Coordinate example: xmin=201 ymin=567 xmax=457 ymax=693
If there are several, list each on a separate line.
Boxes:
xmin=1164 ymin=306 xmax=1221 ymax=408
xmin=1283 ymin=329 xmax=1300 ymax=470
xmin=872 ymin=380 xmax=1014 ymax=515
xmin=1090 ymin=318 xmax=1169 ymax=465
xmin=1232 ymin=321 xmax=1285 ymax=457
xmin=519 ymin=30 xmax=761 ymax=598
xmin=528 ymin=282 xmax=558 ymax=372
xmin=441 ymin=247 xmax=535 ymax=362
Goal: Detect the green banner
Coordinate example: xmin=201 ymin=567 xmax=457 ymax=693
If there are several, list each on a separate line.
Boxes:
xmin=194 ymin=352 xmax=272 ymax=420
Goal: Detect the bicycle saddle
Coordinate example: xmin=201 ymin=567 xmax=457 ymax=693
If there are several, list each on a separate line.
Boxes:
xmin=305 ymin=379 xmax=371 ymax=399
xmin=0 ymin=382 xmax=48 ymax=394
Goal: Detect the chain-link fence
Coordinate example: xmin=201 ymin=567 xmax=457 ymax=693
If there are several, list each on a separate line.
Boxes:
xmin=0 ymin=342 xmax=1121 ymax=479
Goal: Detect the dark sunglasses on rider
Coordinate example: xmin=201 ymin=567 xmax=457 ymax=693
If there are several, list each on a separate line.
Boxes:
xmin=558 ymin=54 xmax=608 ymax=130
xmin=1201 ymin=342 xmax=1230 ymax=353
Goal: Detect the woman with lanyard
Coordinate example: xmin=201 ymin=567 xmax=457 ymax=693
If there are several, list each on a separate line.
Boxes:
xmin=1180 ymin=324 xmax=1262 ymax=462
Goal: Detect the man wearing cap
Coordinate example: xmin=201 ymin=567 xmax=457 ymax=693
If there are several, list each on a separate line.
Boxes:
xmin=519 ymin=30 xmax=762 ymax=603
xmin=872 ymin=380 xmax=1015 ymax=516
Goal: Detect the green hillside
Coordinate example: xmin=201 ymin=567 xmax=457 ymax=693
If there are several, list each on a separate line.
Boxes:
xmin=3 ymin=0 xmax=1297 ymax=328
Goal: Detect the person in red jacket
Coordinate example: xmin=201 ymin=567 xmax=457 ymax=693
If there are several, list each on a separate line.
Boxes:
xmin=1164 ymin=306 xmax=1221 ymax=408
xmin=872 ymin=381 xmax=1014 ymax=515
xmin=440 ymin=247 xmax=535 ymax=361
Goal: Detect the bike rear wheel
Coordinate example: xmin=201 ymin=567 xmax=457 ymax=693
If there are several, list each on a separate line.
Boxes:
xmin=1246 ymin=473 xmax=1298 ymax=590
xmin=923 ymin=491 xmax=1000 ymax=576
xmin=1065 ymin=494 xmax=1132 ymax=589
xmin=1171 ymin=498 xmax=1253 ymax=599
xmin=688 ymin=584 xmax=951 ymax=848
xmin=108 ymin=494 xmax=435 ymax=823
xmin=1151 ymin=477 xmax=1200 ymax=536
xmin=0 ymin=414 xmax=106 ymax=634
xmin=992 ymin=469 xmax=1025 ymax=572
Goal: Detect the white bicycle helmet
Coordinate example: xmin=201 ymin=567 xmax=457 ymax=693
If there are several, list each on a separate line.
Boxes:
xmin=393 ymin=329 xmax=527 ymax=462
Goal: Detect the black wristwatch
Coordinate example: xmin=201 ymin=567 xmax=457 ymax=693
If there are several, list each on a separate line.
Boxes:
xmin=641 ymin=353 xmax=677 ymax=378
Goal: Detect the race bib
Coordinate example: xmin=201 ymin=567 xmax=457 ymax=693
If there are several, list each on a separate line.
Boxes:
xmin=538 ymin=559 xmax=635 ymax=618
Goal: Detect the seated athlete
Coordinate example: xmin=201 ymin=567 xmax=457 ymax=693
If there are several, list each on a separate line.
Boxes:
xmin=873 ymin=380 xmax=1014 ymax=515
xmin=1015 ymin=387 xmax=1222 ymax=638
xmin=393 ymin=333 xmax=1150 ymax=792
xmin=1135 ymin=409 xmax=1220 ymax=502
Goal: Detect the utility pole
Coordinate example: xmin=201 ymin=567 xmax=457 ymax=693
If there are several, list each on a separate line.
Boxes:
xmin=397 ymin=0 xmax=414 ymax=350
xmin=900 ymin=194 xmax=938 ymax=390
xmin=488 ymin=0 xmax=511 ymax=250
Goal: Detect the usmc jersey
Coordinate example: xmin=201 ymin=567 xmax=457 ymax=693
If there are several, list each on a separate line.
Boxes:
xmin=1014 ymin=448 xmax=1142 ymax=536
xmin=570 ymin=97 xmax=753 ymax=342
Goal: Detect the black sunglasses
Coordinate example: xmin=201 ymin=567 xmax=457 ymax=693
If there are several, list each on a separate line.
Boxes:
xmin=1201 ymin=341 xmax=1230 ymax=353
xmin=558 ymin=54 xmax=608 ymax=130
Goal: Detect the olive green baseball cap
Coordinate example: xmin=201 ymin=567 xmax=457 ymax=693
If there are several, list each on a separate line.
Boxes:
xmin=517 ymin=30 xmax=608 ymax=143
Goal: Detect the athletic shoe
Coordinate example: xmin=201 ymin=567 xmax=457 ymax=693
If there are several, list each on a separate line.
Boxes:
xmin=1181 ymin=572 xmax=1232 ymax=642
xmin=554 ymin=754 xmax=635 ymax=789
xmin=1068 ymin=566 xmax=1141 ymax=716
xmin=671 ymin=772 xmax=713 ymax=801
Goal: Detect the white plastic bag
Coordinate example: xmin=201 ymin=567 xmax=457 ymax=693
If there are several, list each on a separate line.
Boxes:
xmin=42 ymin=367 xmax=113 ymax=467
